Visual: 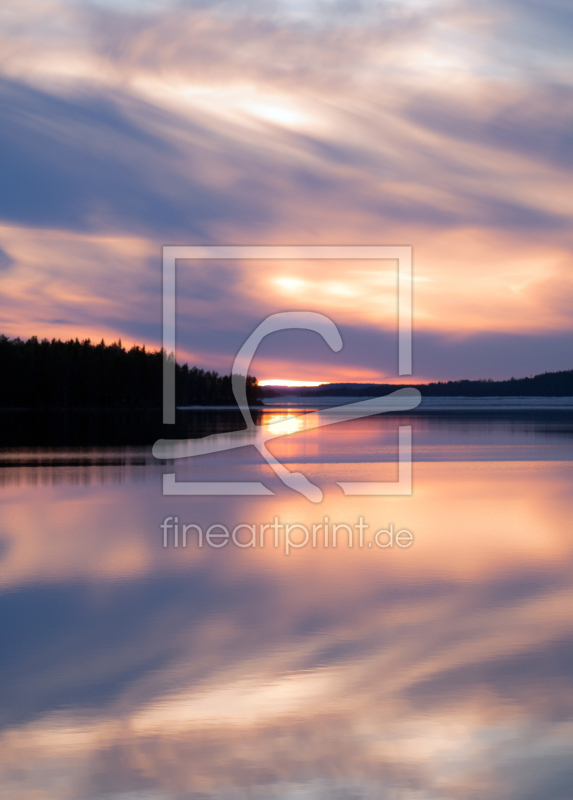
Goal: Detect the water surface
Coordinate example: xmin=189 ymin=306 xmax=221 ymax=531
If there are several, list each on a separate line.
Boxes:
xmin=0 ymin=408 xmax=572 ymax=799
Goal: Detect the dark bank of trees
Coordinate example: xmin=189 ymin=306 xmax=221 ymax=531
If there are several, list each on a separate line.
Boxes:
xmin=411 ymin=371 xmax=573 ymax=397
xmin=0 ymin=335 xmax=263 ymax=408
xmin=269 ymin=370 xmax=573 ymax=398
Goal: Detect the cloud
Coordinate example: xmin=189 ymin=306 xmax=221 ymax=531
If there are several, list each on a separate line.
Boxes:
xmin=405 ymin=82 xmax=573 ymax=176
xmin=0 ymin=76 xmax=275 ymax=237
xmin=1 ymin=0 xmax=573 ymax=379
xmin=0 ymin=246 xmax=13 ymax=271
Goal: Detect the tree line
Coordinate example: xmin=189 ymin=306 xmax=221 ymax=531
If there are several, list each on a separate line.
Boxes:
xmin=269 ymin=371 xmax=573 ymax=398
xmin=0 ymin=335 xmax=263 ymax=408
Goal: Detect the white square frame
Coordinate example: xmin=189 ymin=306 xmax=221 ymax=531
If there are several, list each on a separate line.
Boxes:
xmin=160 ymin=245 xmax=414 ymax=497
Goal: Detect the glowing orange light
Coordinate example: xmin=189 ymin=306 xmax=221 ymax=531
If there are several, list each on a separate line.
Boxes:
xmin=258 ymin=380 xmax=329 ymax=388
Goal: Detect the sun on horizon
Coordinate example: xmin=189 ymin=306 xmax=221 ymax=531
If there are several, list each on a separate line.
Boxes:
xmin=258 ymin=379 xmax=330 ymax=387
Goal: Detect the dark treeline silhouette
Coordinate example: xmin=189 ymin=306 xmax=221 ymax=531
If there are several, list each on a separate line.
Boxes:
xmin=0 ymin=335 xmax=263 ymax=408
xmin=412 ymin=371 xmax=573 ymax=397
xmin=265 ymin=370 xmax=573 ymax=398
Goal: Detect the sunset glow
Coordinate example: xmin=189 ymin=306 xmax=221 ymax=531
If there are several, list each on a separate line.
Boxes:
xmin=1 ymin=2 xmax=572 ymax=796
xmin=0 ymin=0 xmax=571 ymax=383
xmin=258 ymin=380 xmax=328 ymax=388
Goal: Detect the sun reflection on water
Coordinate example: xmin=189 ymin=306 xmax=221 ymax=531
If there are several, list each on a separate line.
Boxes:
xmin=0 ymin=416 xmax=572 ymax=798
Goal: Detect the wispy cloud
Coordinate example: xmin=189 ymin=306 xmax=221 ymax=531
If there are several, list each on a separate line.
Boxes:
xmin=0 ymin=0 xmax=572 ymax=378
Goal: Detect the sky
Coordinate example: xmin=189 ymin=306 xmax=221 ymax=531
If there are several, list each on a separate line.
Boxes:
xmin=0 ymin=0 xmax=572 ymax=382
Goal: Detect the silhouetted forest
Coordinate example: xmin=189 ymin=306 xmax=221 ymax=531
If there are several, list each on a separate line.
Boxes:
xmin=265 ymin=370 xmax=573 ymax=398
xmin=0 ymin=335 xmax=263 ymax=408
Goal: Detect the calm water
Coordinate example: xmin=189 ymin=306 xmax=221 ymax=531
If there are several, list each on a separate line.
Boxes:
xmin=1 ymin=408 xmax=572 ymax=799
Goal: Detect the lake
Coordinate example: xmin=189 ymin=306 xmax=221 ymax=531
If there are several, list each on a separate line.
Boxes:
xmin=1 ymin=406 xmax=572 ymax=799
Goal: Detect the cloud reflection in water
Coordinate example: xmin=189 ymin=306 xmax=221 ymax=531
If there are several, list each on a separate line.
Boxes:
xmin=0 ymin=415 xmax=572 ymax=798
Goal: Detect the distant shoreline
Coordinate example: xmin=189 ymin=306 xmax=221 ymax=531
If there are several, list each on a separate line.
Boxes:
xmin=2 ymin=396 xmax=573 ymax=412
xmin=2 ymin=396 xmax=573 ymax=410
xmin=262 ymin=395 xmax=573 ymax=411
xmin=262 ymin=369 xmax=573 ymax=400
